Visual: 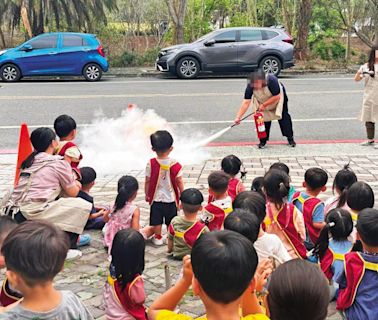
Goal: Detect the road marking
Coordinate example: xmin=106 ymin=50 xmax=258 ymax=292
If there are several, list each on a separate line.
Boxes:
xmin=0 ymin=117 xmax=358 ymax=130
xmin=0 ymin=90 xmax=363 ymax=100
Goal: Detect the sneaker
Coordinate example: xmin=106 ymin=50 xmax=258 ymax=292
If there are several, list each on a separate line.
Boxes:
xmin=288 ymin=138 xmax=297 ymax=148
xmin=361 ymin=140 xmax=375 ymax=146
xmin=258 ymin=142 xmax=266 ymax=149
xmin=66 ymin=249 xmax=82 ymax=261
xmin=152 ymin=235 xmax=164 ymax=246
xmin=77 ymin=234 xmax=91 ymax=247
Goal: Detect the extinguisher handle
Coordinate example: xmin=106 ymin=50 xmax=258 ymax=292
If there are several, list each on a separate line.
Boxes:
xmin=231 ymin=112 xmax=255 ymax=128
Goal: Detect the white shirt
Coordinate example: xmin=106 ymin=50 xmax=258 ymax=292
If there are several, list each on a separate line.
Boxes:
xmin=146 ymin=158 xmax=182 ymax=203
xmin=201 ymin=196 xmax=233 ymax=225
xmin=254 ymin=232 xmax=292 ymax=265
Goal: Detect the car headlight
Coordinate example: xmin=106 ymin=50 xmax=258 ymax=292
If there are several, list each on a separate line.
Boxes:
xmin=161 ymin=49 xmax=178 ymax=56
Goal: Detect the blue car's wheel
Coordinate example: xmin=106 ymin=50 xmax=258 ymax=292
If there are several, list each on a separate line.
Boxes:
xmin=83 ymin=63 xmax=102 ymax=81
xmin=0 ymin=64 xmax=21 ymax=82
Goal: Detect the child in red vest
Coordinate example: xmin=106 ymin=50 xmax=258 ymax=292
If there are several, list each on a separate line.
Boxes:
xmin=145 ymin=130 xmax=184 ymax=246
xmin=337 ymin=208 xmax=378 ymax=320
xmin=264 ymin=169 xmax=307 ymax=259
xmin=221 ymin=155 xmax=246 ymax=200
xmin=54 ymin=115 xmax=82 ymax=179
xmin=202 ymin=171 xmax=233 ymax=231
xmin=168 ymin=188 xmax=208 ymax=260
xmin=292 ymin=168 xmax=328 ymax=250
xmin=104 ymin=229 xmax=147 ymax=320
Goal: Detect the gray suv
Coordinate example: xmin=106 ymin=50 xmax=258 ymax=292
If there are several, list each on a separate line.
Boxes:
xmin=156 ymin=27 xmax=294 ymax=79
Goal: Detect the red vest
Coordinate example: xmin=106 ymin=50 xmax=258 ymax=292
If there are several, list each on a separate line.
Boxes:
xmin=108 ymin=275 xmax=147 ymax=320
xmin=337 ymin=252 xmax=378 ymax=310
xmin=265 ymin=203 xmax=307 ymax=259
xmin=208 ymin=178 xmax=244 ymax=203
xmin=320 ymin=248 xmax=348 ymax=281
xmin=292 ymin=192 xmax=323 ymax=245
xmin=0 ymin=278 xmax=22 ymax=307
xmin=147 ymin=158 xmax=182 ymax=205
xmin=168 ymin=220 xmax=207 ymax=248
xmin=56 ymin=141 xmax=82 ymax=179
xmin=203 ymin=202 xmax=233 ymax=231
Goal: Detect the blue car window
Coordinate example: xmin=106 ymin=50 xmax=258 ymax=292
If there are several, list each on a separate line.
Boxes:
xmin=29 ymin=35 xmax=58 ymax=49
xmin=214 ymin=31 xmax=236 ymax=43
xmin=63 ymin=35 xmax=85 ymax=47
xmin=240 ymin=30 xmax=262 ymax=42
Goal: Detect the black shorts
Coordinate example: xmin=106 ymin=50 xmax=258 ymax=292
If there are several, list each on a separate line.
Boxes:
xmin=150 ymin=202 xmax=177 ymax=226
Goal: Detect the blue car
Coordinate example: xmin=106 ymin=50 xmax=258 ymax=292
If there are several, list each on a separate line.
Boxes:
xmin=0 ymin=32 xmax=109 ymax=82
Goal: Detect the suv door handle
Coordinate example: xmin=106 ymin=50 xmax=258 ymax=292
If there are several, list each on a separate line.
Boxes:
xmin=49 ymin=52 xmax=58 ymax=55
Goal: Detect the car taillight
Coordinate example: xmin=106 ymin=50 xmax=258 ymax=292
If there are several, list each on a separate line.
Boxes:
xmin=282 ymin=32 xmax=294 ymax=44
xmin=97 ymin=45 xmax=105 ymax=57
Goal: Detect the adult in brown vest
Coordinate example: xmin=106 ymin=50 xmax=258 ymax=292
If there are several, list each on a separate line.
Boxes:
xmin=234 ymin=70 xmax=296 ymax=149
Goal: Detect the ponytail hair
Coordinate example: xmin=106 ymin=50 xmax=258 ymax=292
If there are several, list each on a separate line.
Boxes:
xmin=21 ymin=127 xmax=56 ymax=169
xmin=263 ymin=169 xmax=289 ymax=209
xmin=114 ymin=176 xmax=139 ymax=212
xmin=333 ymin=164 xmax=357 ymax=208
xmin=314 ymin=208 xmax=353 ymax=260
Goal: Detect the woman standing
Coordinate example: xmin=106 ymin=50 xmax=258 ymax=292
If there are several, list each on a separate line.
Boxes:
xmin=355 ymin=47 xmax=378 ymax=146
xmin=234 ymin=69 xmax=296 ymax=149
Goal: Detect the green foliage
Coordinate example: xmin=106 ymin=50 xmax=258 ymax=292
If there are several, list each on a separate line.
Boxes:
xmin=312 ymin=39 xmax=346 ymax=61
xmin=111 ymin=48 xmax=161 ymax=67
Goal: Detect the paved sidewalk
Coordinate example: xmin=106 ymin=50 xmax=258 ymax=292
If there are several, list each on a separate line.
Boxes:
xmin=2 ymin=147 xmax=378 ymax=319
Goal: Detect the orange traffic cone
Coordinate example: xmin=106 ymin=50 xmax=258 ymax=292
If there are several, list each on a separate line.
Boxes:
xmin=14 ymin=124 xmax=33 ymax=186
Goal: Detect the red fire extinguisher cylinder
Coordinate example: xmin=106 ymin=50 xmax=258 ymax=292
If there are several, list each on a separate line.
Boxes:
xmin=254 ymin=112 xmax=267 ymax=139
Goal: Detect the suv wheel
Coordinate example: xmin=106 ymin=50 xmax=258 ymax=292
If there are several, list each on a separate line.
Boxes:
xmin=176 ymin=57 xmax=200 ymax=79
xmin=0 ymin=64 xmax=21 ymax=82
xmin=259 ymin=56 xmax=282 ymax=77
xmin=83 ymin=63 xmax=102 ymax=81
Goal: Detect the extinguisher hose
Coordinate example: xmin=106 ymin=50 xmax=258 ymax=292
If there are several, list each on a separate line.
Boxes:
xmin=230 ymin=112 xmax=255 ymax=128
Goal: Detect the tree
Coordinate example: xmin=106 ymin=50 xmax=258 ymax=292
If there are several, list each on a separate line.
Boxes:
xmin=165 ymin=0 xmax=188 ymax=44
xmin=295 ymin=0 xmax=313 ymax=60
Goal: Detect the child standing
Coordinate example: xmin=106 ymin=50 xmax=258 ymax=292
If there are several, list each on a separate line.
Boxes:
xmin=202 ymin=171 xmax=233 ymax=231
xmin=148 ymin=231 xmax=268 ymax=320
xmin=168 ymin=188 xmax=208 ymax=260
xmin=324 ymin=164 xmax=357 ymax=215
xmin=337 ymin=208 xmax=378 ymax=319
xmin=104 ymin=176 xmax=140 ymax=254
xmin=54 ymin=115 xmax=82 ymax=179
xmin=292 ymin=168 xmax=328 ymax=249
xmin=104 ymin=229 xmax=147 ymax=320
xmin=78 ymin=167 xmax=106 ymax=230
xmin=1 ymin=221 xmax=93 ymax=319
xmin=313 ymin=209 xmax=353 ymax=299
xmin=145 ymin=131 xmax=184 ymax=246
xmin=220 ymin=155 xmax=246 ymax=200
xmin=264 ymin=169 xmax=307 ymax=259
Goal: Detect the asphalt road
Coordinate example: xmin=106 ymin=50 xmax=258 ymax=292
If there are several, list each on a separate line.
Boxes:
xmin=0 ymin=74 xmax=366 ymax=150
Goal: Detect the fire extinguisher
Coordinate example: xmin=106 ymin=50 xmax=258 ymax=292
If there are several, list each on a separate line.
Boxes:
xmin=254 ymin=111 xmax=267 ymax=139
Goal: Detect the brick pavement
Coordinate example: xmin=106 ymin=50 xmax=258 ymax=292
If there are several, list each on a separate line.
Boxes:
xmin=3 ymin=153 xmax=378 ymax=319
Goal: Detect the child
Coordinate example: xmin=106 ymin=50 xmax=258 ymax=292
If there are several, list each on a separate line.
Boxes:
xmin=337 ymin=208 xmax=378 ymax=319
xmin=267 ymin=259 xmax=330 ymax=320
xmin=251 ymin=177 xmax=265 ymax=197
xmin=145 ymin=130 xmax=184 ymax=246
xmin=264 ymin=169 xmax=307 ymax=259
xmin=313 ymin=208 xmax=353 ymax=299
xmin=54 ymin=114 xmax=82 ymax=179
xmin=104 ymin=176 xmax=140 ymax=254
xmin=269 ymin=162 xmax=296 ymax=202
xmin=148 ymin=230 xmax=268 ymax=320
xmin=78 ymin=167 xmax=106 ymax=230
xmin=1 ymin=220 xmax=93 ymax=319
xmin=168 ymin=188 xmax=208 ymax=260
xmin=347 ymin=181 xmax=374 ymax=224
xmin=0 ymin=216 xmax=21 ymax=309
xmin=104 ymin=229 xmax=147 ymax=320
xmin=202 ymin=171 xmax=233 ymax=231
xmin=233 ymin=192 xmax=291 ymax=265
xmin=220 ymin=155 xmax=246 ymax=201
xmin=292 ymin=168 xmax=328 ymax=249
xmin=324 ymin=164 xmax=357 ymax=215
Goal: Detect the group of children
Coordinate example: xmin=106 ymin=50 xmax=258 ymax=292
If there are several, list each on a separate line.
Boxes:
xmin=0 ymin=115 xmax=377 ymax=320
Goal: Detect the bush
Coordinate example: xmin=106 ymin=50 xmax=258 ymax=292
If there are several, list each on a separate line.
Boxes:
xmin=311 ymin=39 xmax=345 ymax=61
xmin=110 ymin=48 xmax=161 ymax=67
xmin=330 ymin=41 xmax=345 ymax=60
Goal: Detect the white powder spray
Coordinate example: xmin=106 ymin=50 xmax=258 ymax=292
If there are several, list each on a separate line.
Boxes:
xmin=79 ymin=108 xmax=229 ymax=175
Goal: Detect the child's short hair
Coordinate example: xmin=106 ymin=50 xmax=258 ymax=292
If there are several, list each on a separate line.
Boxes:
xmin=233 ymin=191 xmax=266 ymax=223
xmin=54 ymin=115 xmax=77 ymax=139
xmin=357 ymin=208 xmax=378 ymax=247
xmin=80 ymin=167 xmax=97 ymax=186
xmin=267 ymin=260 xmax=329 ymax=320
xmin=0 ymin=216 xmax=17 ymax=244
xmin=1 ymin=220 xmax=69 ymax=287
xmin=224 ymin=209 xmax=261 ymax=243
xmin=304 ymin=168 xmax=328 ymax=190
xmin=208 ymin=171 xmax=229 ymax=194
xmin=347 ymin=181 xmax=375 ymax=211
xmin=150 ymin=130 xmax=173 ymax=153
xmin=251 ymin=176 xmax=264 ymax=195
xmin=269 ymin=162 xmax=290 ymax=175
xmin=180 ymin=188 xmax=204 ymax=214
xmin=191 ymin=230 xmax=258 ymax=304
xmin=221 ymin=155 xmax=245 ymax=178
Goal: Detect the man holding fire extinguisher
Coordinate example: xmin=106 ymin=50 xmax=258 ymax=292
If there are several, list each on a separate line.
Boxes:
xmin=234 ymin=69 xmax=296 ymax=149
